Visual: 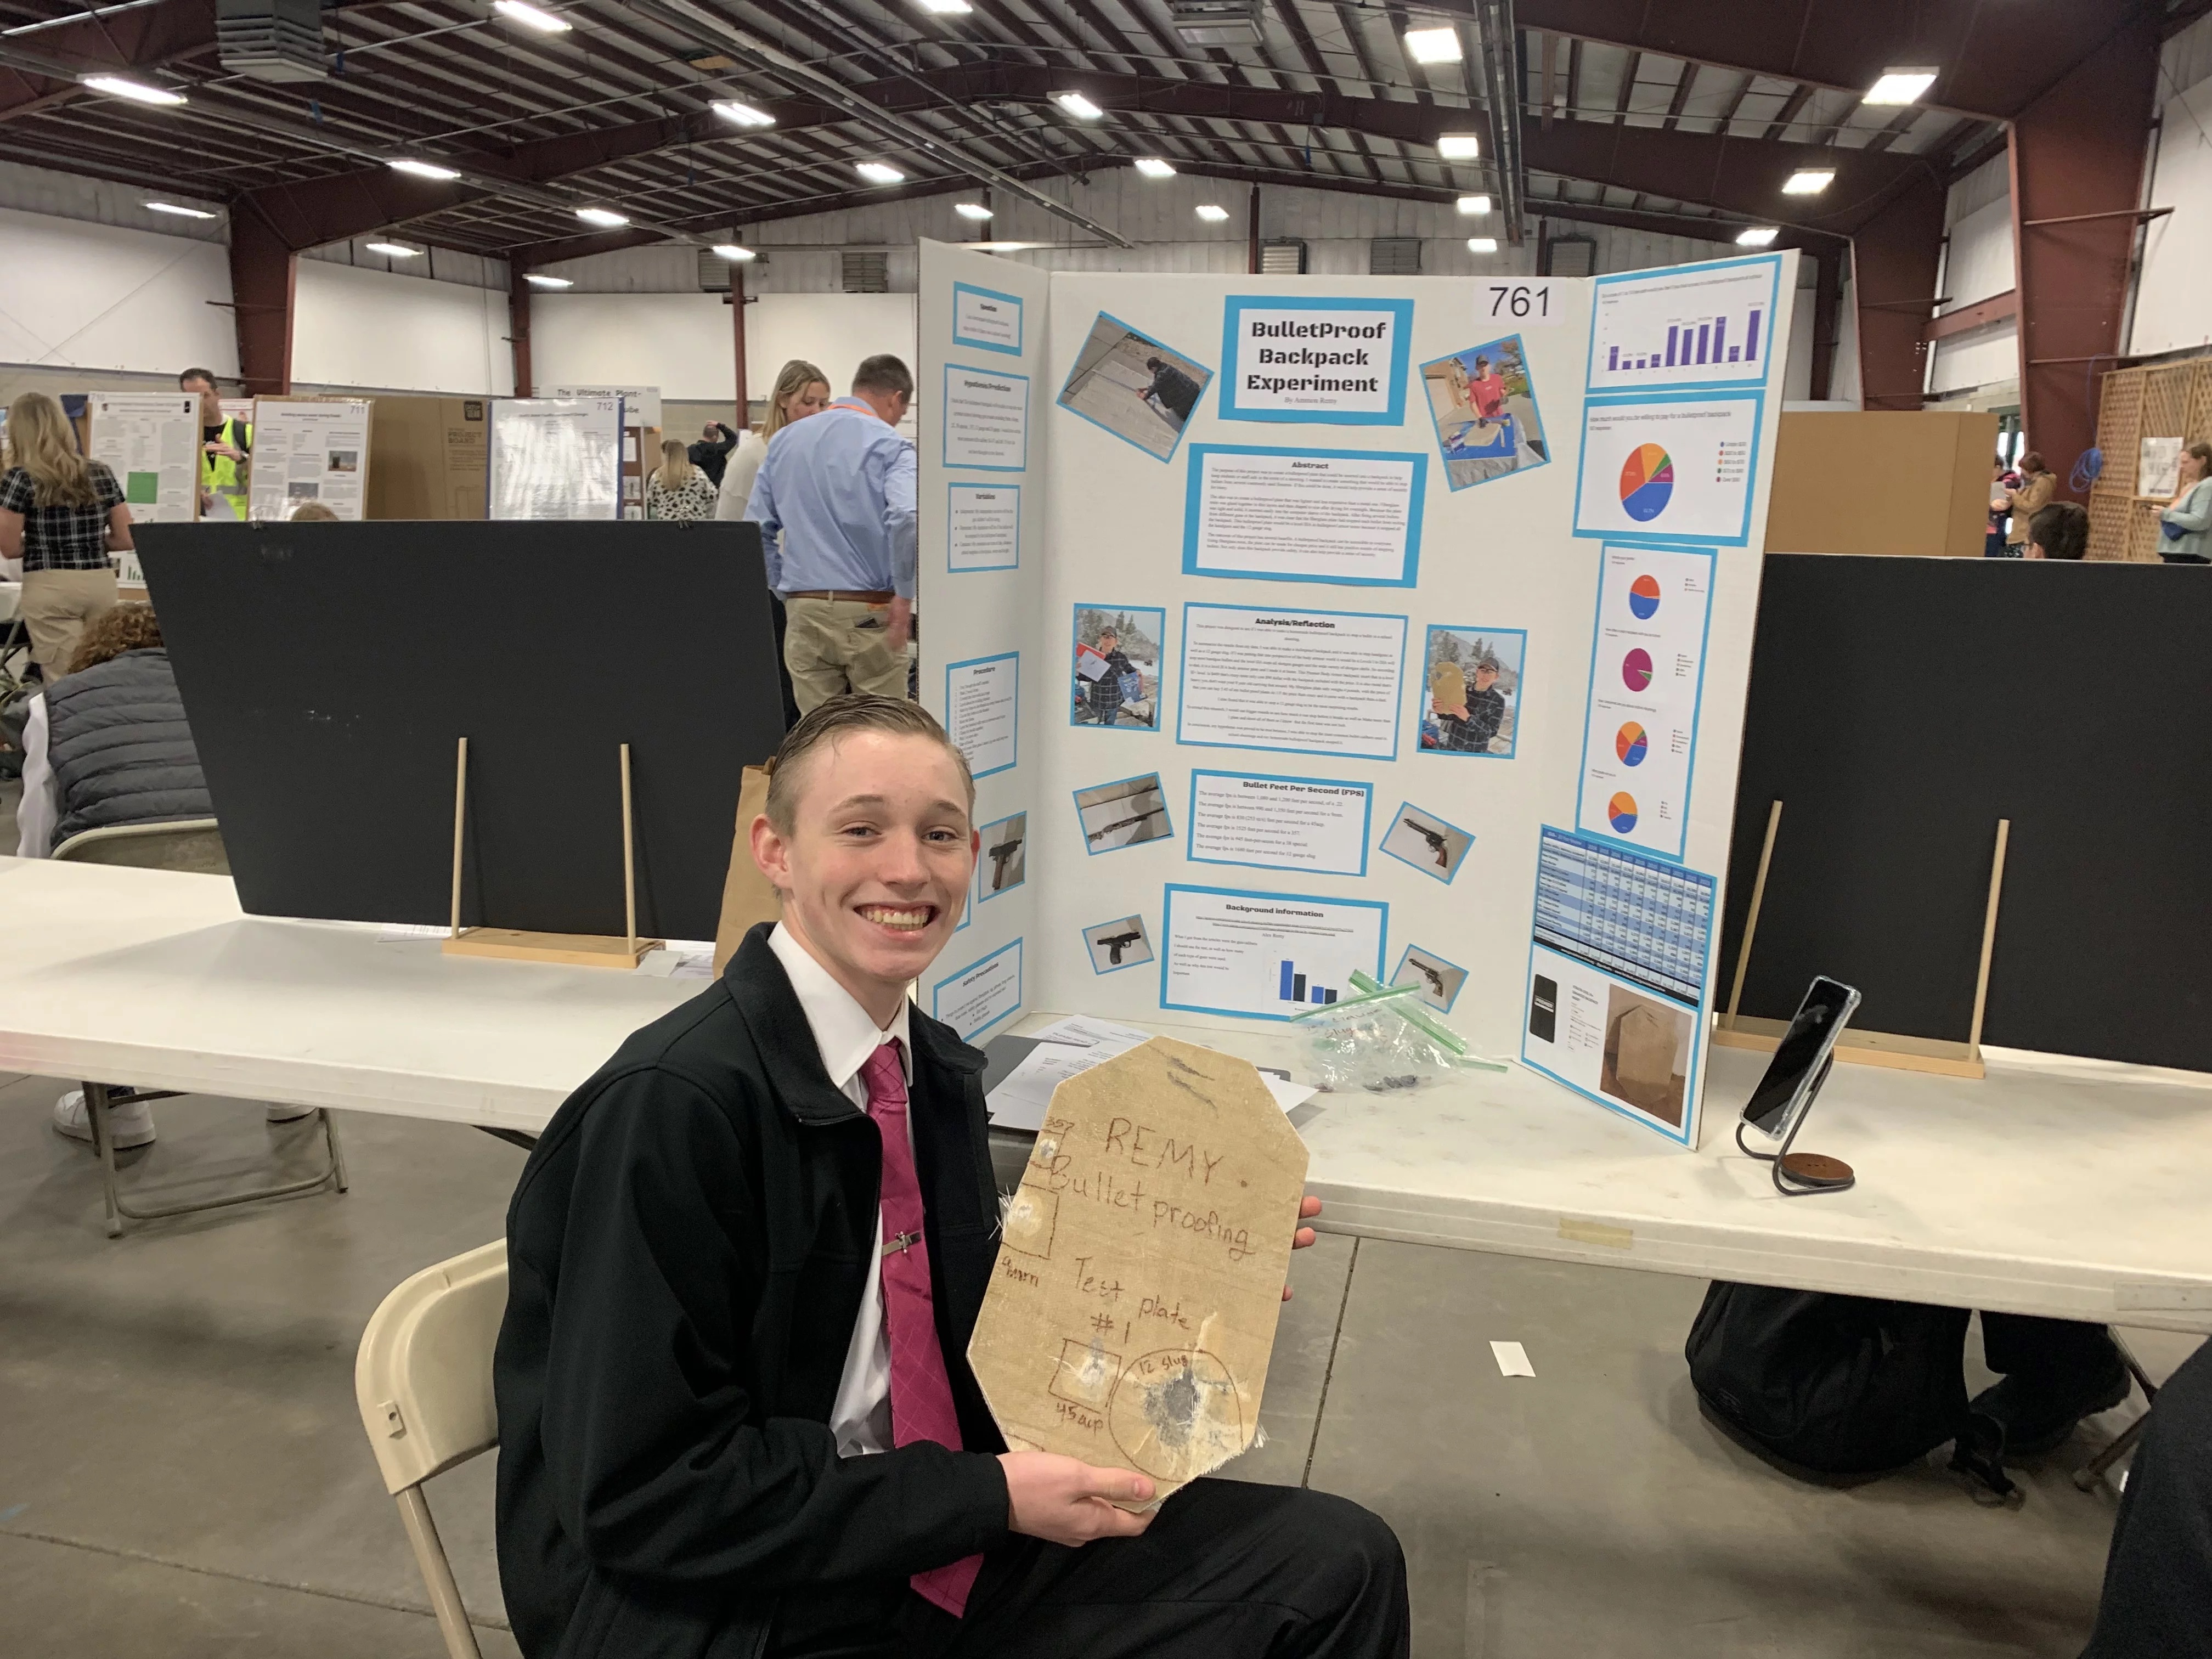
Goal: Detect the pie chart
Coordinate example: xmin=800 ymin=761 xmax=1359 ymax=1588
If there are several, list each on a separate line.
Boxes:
xmin=1609 ymin=792 xmax=1639 ymax=834
xmin=1616 ymin=722 xmax=1649 ymax=766
xmin=1621 ymin=647 xmax=1654 ymax=691
xmin=1619 ymin=443 xmax=1675 ymax=522
xmin=1628 ymin=573 xmax=1662 ymax=619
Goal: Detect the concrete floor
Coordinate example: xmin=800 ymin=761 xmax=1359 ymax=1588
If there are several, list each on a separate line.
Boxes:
xmin=0 ymin=1051 xmax=2196 ymax=1658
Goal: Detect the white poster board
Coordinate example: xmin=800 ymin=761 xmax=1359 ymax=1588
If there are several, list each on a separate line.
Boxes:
xmin=918 ymin=246 xmax=1795 ymax=1149
xmin=87 ymin=391 xmax=200 ymax=583
xmin=2139 ymin=436 xmax=2183 ymax=499
xmin=549 ymin=383 xmax=662 ymax=430
xmin=489 ymin=397 xmax=623 ymax=520
xmin=247 ymin=398 xmax=371 ymax=522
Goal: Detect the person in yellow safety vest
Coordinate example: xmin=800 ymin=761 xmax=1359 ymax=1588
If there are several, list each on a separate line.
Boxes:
xmin=178 ymin=367 xmax=250 ymax=520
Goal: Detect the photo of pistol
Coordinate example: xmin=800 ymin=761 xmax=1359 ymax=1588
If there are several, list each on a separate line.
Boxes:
xmin=1402 ymin=816 xmax=1451 ymax=868
xmin=1094 ymin=929 xmax=1143 ymax=964
xmin=988 ymin=838 xmax=1024 ymax=890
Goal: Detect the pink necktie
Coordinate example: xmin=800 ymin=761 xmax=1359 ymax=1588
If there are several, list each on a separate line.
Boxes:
xmin=861 ymin=1039 xmax=984 ymax=1617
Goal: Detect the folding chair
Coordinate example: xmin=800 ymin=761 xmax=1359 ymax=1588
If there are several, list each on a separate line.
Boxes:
xmin=53 ymin=818 xmax=348 ymax=1234
xmin=2073 ymin=1334 xmax=2163 ymax=1492
xmin=356 ymin=1240 xmax=509 ymax=1659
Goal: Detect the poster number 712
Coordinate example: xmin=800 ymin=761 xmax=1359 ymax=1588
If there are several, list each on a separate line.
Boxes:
xmin=1484 ymin=284 xmax=1563 ymax=326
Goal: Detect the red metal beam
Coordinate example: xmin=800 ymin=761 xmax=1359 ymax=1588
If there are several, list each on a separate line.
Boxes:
xmin=508 ymin=262 xmax=532 ymax=397
xmin=1846 ymin=172 xmax=1946 ymax=409
xmin=2010 ymin=9 xmax=2161 ymax=495
xmin=1923 ymin=289 xmax=2017 ymax=342
xmin=1809 ymin=245 xmax=1843 ymax=400
xmin=227 ymin=205 xmax=296 ymax=397
xmin=0 ymin=0 xmax=219 ymax=123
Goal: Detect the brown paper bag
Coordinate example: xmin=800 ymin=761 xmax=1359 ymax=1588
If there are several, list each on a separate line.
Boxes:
xmin=712 ymin=764 xmax=781 ymax=974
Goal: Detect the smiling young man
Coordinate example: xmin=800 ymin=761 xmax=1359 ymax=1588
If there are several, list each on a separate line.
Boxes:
xmin=494 ymin=694 xmax=1408 ymax=1659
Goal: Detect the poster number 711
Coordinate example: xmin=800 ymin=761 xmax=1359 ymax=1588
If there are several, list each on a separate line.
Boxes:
xmin=1484 ymin=284 xmax=1564 ymax=326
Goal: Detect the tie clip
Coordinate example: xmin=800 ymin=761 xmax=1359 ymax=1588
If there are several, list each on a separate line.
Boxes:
xmin=883 ymin=1229 xmax=922 ymax=1257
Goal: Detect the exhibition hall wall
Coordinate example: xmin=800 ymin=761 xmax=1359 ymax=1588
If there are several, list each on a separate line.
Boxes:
xmin=918 ymin=240 xmax=1798 ymax=1148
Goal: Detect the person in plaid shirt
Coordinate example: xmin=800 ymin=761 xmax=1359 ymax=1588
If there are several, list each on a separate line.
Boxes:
xmin=0 ymin=391 xmax=133 ymax=684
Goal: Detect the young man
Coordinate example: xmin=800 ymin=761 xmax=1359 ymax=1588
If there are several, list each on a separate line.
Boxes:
xmin=495 ymin=695 xmax=1408 ymax=1659
xmin=1141 ymin=356 xmax=1201 ymax=426
xmin=178 ymin=367 xmax=250 ymax=520
xmin=1466 ymin=356 xmax=1506 ymax=426
xmin=1079 ymin=626 xmax=1133 ymax=727
xmin=1461 ymin=658 xmax=1506 ymax=753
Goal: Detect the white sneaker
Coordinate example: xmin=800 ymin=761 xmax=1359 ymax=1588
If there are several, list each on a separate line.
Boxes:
xmin=265 ymin=1103 xmax=319 ymax=1124
xmin=52 ymin=1088 xmax=157 ymax=1148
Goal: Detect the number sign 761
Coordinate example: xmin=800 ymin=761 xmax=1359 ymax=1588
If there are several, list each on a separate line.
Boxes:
xmin=1485 ymin=284 xmax=1562 ymax=326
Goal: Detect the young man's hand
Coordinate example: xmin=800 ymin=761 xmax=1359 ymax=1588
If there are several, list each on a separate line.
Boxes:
xmin=998 ymin=1451 xmax=1155 ymax=1544
xmin=1284 ymin=1193 xmax=1321 ymax=1301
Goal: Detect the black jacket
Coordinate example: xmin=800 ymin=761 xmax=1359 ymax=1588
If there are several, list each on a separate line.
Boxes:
xmin=494 ymin=924 xmax=1012 ymax=1659
xmin=690 ymin=424 xmax=738 ymax=487
xmin=1460 ymin=685 xmax=1505 ymax=752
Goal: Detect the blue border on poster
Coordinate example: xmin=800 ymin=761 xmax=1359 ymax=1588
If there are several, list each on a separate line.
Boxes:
xmin=1055 ymin=309 xmax=1211 ymax=464
xmin=1186 ymin=769 xmax=1373 ymax=877
xmin=1181 ymin=444 xmax=1427 ymax=587
xmin=941 ymin=363 xmax=1030 ymax=473
xmin=1217 ymin=296 xmax=1415 ymax=426
xmin=1571 ymin=543 xmax=1715 ymax=865
xmin=977 ymin=810 xmax=1027 ymax=902
xmin=945 ymin=650 xmax=1019 ymax=780
xmin=1418 ymin=334 xmax=1553 ymax=491
xmin=946 ymin=481 xmax=1020 ymax=574
xmin=932 ymin=937 xmax=1024 ymax=1041
xmin=1175 ymin=602 xmax=1408 ymax=762
xmin=1160 ymin=882 xmax=1390 ymax=1022
xmin=951 ymin=281 xmax=1025 ymax=357
xmin=1068 ymin=601 xmax=1167 ymax=732
xmin=1390 ymin=941 xmax=1469 ymax=1014
xmin=1571 ymin=388 xmax=1765 ymax=547
xmin=1415 ymin=624 xmax=1528 ymax=759
xmin=1081 ymin=912 xmax=1153 ymax=976
xmin=1583 ymin=253 xmax=1782 ymax=396
xmin=1379 ymin=798 xmax=1475 ymax=885
xmin=1073 ymin=771 xmax=1172 ymax=857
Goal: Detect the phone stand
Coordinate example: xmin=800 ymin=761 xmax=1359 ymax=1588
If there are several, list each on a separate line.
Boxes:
xmin=1735 ymin=1056 xmax=1856 ymax=1197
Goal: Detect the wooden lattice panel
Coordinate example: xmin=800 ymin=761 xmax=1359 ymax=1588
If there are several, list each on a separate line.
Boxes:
xmin=2096 ymin=365 xmax=2145 ymax=464
xmin=2086 ymin=484 xmax=2136 ymax=561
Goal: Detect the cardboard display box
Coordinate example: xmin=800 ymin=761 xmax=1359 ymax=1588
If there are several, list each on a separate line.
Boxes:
xmin=366 ymin=397 xmax=488 ymax=519
xmin=1765 ymin=410 xmax=2000 ymax=557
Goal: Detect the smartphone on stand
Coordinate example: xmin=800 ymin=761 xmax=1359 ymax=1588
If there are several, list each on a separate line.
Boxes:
xmin=1741 ymin=977 xmax=1861 ymax=1144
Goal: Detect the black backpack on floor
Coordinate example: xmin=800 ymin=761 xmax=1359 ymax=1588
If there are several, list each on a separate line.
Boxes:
xmin=1685 ymin=1283 xmax=2012 ymax=1495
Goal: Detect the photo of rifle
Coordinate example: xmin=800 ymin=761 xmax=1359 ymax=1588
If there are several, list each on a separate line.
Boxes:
xmin=1093 ymin=928 xmax=1144 ymax=965
xmin=1085 ymin=805 xmax=1167 ymax=843
xmin=988 ymin=838 xmax=1023 ymax=890
xmin=1406 ymin=957 xmax=1447 ymax=997
xmin=1401 ymin=816 xmax=1452 ymax=868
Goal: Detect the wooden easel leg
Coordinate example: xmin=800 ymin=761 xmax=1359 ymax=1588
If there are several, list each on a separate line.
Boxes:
xmin=620 ymin=742 xmax=637 ymax=961
xmin=1966 ymin=819 xmax=2011 ymax=1064
xmin=448 ymin=736 xmax=469 ymax=941
xmin=1723 ymin=800 xmax=1784 ymax=1032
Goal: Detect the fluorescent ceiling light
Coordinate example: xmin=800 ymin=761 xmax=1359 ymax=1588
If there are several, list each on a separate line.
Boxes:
xmin=1782 ymin=168 xmax=1834 ymax=195
xmin=855 ymin=161 xmax=905 ymax=184
xmin=1133 ymin=157 xmax=1176 ymax=179
xmin=574 ymin=206 xmax=628 ymax=227
xmin=1736 ymin=225 xmax=1780 ymax=246
xmin=1863 ymin=67 xmax=1937 ymax=105
xmin=364 ymin=241 xmax=420 ymax=257
xmin=711 ymin=100 xmax=774 ymax=128
xmin=493 ymin=0 xmax=571 ymax=31
xmin=1403 ymin=26 xmax=1460 ymax=64
xmin=1195 ymin=203 xmax=1229 ymax=222
xmin=917 ymin=0 xmax=972 ymax=12
xmin=1466 ymin=236 xmax=1498 ymax=253
xmin=145 ymin=201 xmax=216 ymax=219
xmin=1455 ymin=194 xmax=1492 ymax=216
xmin=969 ymin=241 xmax=1049 ymax=252
xmin=1435 ymin=132 xmax=1481 ymax=160
xmin=1054 ymin=91 xmax=1103 ymax=120
xmin=710 ymin=242 xmax=756 ymax=261
xmin=524 ymin=273 xmax=572 ymax=288
xmin=954 ymin=201 xmax=994 ymax=220
xmin=389 ymin=157 xmax=461 ymax=180
xmin=81 ymin=74 xmax=185 ymax=105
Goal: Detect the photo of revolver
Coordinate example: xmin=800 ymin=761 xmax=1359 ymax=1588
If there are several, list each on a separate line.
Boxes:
xmin=988 ymin=837 xmax=1024 ymax=890
xmin=1406 ymin=957 xmax=1447 ymax=997
xmin=1401 ymin=816 xmax=1452 ymax=868
xmin=1093 ymin=928 xmax=1144 ymax=965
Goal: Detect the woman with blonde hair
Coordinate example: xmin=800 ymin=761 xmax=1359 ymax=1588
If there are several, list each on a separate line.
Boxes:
xmin=714 ymin=358 xmax=831 ymax=521
xmin=0 ymin=390 xmax=132 ymax=682
xmin=644 ymin=437 xmax=719 ymax=520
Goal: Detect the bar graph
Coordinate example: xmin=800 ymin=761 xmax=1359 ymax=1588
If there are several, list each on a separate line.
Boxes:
xmin=1603 ymin=303 xmax=1763 ymax=376
xmin=1589 ymin=259 xmax=1779 ymax=392
xmin=1279 ymin=960 xmax=1341 ymax=1006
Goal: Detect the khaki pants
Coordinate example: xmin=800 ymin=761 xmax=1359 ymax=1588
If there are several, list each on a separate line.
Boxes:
xmin=782 ymin=596 xmax=909 ymax=713
xmin=20 ymin=567 xmax=119 ymax=681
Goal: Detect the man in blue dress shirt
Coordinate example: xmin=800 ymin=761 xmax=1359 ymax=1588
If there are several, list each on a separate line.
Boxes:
xmin=746 ymin=356 xmax=918 ymax=713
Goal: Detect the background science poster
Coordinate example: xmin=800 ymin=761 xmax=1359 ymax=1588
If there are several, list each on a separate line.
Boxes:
xmin=1575 ymin=545 xmax=1713 ymax=862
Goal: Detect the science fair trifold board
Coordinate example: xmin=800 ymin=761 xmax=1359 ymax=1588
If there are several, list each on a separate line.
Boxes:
xmin=918 ymin=244 xmax=1796 ymax=1149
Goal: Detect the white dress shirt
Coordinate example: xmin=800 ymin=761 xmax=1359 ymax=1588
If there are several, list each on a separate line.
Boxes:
xmin=768 ymin=923 xmax=912 ymax=1458
xmin=14 ymin=692 xmax=56 ymax=859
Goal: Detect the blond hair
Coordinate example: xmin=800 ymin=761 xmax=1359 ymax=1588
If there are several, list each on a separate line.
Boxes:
xmin=764 ymin=693 xmax=973 ymax=835
xmin=762 ymin=359 xmax=830 ymax=441
xmin=290 ymin=500 xmax=340 ymax=522
xmin=4 ymin=391 xmax=96 ymax=507
xmin=655 ymin=438 xmax=693 ymax=492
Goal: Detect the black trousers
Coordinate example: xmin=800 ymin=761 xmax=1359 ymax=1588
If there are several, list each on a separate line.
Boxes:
xmin=768 ymin=1479 xmax=1409 ymax=1659
xmin=1980 ymin=1312 xmax=2119 ymax=1379
xmin=2080 ymin=1340 xmax=2212 ymax=1658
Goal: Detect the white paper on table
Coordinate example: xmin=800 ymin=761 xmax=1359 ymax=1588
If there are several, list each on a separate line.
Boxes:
xmin=988 ymin=1027 xmax=1316 ymax=1131
xmin=378 ymin=922 xmax=450 ymax=943
xmin=640 ymin=941 xmax=717 ymax=979
xmin=1023 ymin=1014 xmax=1154 ymax=1053
xmin=1490 ymin=1340 xmax=1536 ymax=1378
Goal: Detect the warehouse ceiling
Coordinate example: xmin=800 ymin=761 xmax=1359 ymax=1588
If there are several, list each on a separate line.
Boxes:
xmin=0 ymin=0 xmax=2200 ymax=267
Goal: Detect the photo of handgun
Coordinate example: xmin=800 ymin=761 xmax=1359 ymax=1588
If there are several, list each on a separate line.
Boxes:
xmin=1407 ymin=957 xmax=1447 ymax=997
xmin=1402 ymin=816 xmax=1451 ymax=868
xmin=988 ymin=837 xmax=1024 ymax=890
xmin=1086 ymin=805 xmax=1167 ymax=843
xmin=1094 ymin=929 xmax=1143 ymax=965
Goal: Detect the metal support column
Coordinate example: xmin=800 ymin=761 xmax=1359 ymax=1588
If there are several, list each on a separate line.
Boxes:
xmin=1248 ymin=184 xmax=1261 ymax=275
xmin=1847 ymin=176 xmax=1945 ymax=411
xmin=1809 ymin=247 xmax=1843 ymax=403
xmin=227 ymin=208 xmax=296 ymax=398
xmin=731 ymin=262 xmax=749 ymax=426
xmin=508 ymin=264 xmax=533 ymax=397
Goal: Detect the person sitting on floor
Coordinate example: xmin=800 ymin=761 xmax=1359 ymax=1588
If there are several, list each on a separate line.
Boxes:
xmin=19 ymin=603 xmax=315 ymax=1148
xmin=493 ymin=693 xmax=1409 ymax=1659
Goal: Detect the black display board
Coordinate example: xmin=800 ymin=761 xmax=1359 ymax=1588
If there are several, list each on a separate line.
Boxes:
xmin=1721 ymin=555 xmax=2212 ymax=1073
xmin=138 ymin=521 xmax=782 ymax=941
